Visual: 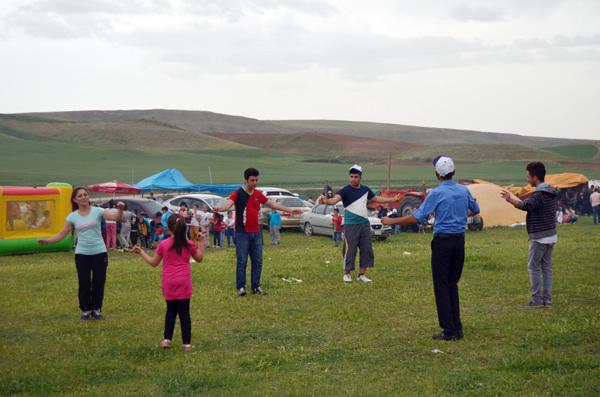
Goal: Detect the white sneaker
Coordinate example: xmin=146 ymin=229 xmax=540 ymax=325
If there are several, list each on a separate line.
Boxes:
xmin=357 ymin=274 xmax=372 ymax=283
xmin=343 ymin=274 xmax=352 ymax=283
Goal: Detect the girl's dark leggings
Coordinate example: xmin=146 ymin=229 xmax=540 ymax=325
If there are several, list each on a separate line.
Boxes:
xmin=164 ymin=299 xmax=191 ymax=344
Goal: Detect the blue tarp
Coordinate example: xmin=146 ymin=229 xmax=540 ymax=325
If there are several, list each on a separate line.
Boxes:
xmin=134 ymin=168 xmax=195 ymax=192
xmin=191 ymin=184 xmax=241 ymax=196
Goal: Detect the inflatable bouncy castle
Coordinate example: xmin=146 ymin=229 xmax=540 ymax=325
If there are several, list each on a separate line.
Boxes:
xmin=0 ymin=183 xmax=73 ymax=255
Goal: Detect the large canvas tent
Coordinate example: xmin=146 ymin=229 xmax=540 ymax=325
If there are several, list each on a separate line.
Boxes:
xmin=477 ymin=173 xmax=589 ymax=198
xmin=466 ymin=183 xmax=526 ymax=228
xmin=134 ymin=168 xmax=195 ymax=192
xmin=191 ymin=184 xmax=241 ymax=196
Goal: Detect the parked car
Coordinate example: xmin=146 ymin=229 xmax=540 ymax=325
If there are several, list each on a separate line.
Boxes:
xmin=300 ymin=204 xmax=392 ymax=240
xmin=163 ymin=194 xmax=229 ymax=214
xmin=257 ymin=187 xmax=296 ymax=198
xmin=259 ymin=196 xmax=312 ymax=229
xmin=96 ymin=197 xmax=164 ymax=217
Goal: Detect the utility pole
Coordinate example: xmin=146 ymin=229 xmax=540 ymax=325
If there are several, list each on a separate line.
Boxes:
xmin=387 ymin=152 xmax=392 ymax=191
xmin=208 ymin=166 xmax=213 ymax=184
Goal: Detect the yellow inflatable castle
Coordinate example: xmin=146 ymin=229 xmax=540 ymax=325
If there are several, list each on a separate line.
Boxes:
xmin=0 ymin=183 xmax=73 ymax=255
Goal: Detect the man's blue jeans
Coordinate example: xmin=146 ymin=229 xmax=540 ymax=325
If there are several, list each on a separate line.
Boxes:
xmin=235 ymin=231 xmax=263 ymax=289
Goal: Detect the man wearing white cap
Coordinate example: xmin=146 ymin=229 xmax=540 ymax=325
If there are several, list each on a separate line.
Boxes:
xmin=382 ymin=156 xmax=479 ymax=341
xmin=319 ymin=164 xmax=401 ymax=283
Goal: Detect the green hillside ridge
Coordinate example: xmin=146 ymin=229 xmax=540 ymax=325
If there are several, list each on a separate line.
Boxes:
xmin=0 ymin=115 xmax=251 ymax=151
xmin=546 ymin=144 xmax=599 ymax=161
xmin=267 ymin=120 xmax=589 ymax=147
xmin=20 ymin=109 xmax=292 ymax=134
xmin=2 ymin=134 xmax=599 ymax=188
xmin=395 ymin=143 xmax=567 ymax=163
xmin=14 ymin=109 xmax=596 ymax=148
xmin=2 ymin=109 xmax=598 ymax=187
xmin=210 ymin=132 xmax=419 ymax=161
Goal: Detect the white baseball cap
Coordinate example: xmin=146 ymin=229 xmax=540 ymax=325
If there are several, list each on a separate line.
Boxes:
xmin=433 ymin=156 xmax=455 ymax=177
xmin=349 ymin=164 xmax=363 ymax=173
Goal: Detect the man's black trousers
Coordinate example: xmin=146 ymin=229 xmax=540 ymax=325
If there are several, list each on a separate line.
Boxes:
xmin=431 ymin=233 xmax=465 ymax=336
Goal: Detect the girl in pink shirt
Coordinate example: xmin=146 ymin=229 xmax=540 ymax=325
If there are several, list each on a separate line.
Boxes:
xmin=133 ymin=214 xmax=204 ymax=351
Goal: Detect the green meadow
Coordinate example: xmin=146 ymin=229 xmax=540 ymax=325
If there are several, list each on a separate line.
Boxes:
xmin=1 ymin=221 xmax=599 ymax=396
xmin=1 ymin=136 xmax=599 ymax=189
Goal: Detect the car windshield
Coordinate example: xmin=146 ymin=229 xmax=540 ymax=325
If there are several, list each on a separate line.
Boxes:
xmin=140 ymin=200 xmax=163 ymax=215
xmin=204 ymin=197 xmax=228 ymax=208
xmin=278 ymin=198 xmax=305 ymax=207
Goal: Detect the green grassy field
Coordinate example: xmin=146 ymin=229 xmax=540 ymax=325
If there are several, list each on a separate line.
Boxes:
xmin=546 ymin=144 xmax=599 ymax=161
xmin=1 ymin=135 xmax=599 ymax=190
xmin=1 ymin=221 xmax=599 ymax=396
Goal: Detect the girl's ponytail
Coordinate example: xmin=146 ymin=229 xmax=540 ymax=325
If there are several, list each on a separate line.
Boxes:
xmin=167 ymin=214 xmax=192 ymax=254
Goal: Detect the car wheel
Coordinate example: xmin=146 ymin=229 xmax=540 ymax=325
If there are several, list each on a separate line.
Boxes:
xmin=468 ymin=215 xmax=484 ymax=231
xmin=303 ymin=222 xmax=313 ymax=237
xmin=398 ymin=196 xmax=422 ymax=233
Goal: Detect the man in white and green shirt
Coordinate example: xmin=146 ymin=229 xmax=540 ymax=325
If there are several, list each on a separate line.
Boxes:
xmin=320 ymin=165 xmax=400 ymax=283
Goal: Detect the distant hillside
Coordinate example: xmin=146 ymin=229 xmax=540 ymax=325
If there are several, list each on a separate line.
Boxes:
xmin=395 ymin=143 xmax=566 ymax=163
xmin=209 ymin=132 xmax=419 ymax=160
xmin=268 ymin=120 xmax=586 ymax=147
xmin=16 ymin=109 xmax=596 ymax=148
xmin=19 ymin=109 xmax=293 ymax=134
xmin=545 ymin=144 xmax=599 ymax=161
xmin=0 ymin=114 xmax=251 ymax=151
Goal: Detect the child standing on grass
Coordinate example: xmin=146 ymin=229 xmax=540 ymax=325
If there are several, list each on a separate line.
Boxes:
xmin=132 ymin=214 xmax=204 ymax=351
xmin=331 ymin=207 xmax=343 ymax=247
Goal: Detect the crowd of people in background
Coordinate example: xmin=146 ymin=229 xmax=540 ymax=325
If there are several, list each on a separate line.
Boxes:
xmin=89 ymin=179 xmax=600 ymax=255
xmin=94 ymin=200 xmax=240 ymax=252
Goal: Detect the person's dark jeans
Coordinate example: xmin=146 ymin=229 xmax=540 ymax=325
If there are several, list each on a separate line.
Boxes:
xmin=213 ymin=231 xmax=224 ymax=247
xmin=593 ymin=205 xmax=600 ymax=224
xmin=75 ymin=252 xmax=108 ymax=311
xmin=226 ymin=228 xmax=235 ymax=247
xmin=431 ymin=234 xmax=465 ymax=336
xmin=165 ymin=299 xmax=191 ymax=344
xmin=235 ymin=231 xmax=263 ymax=289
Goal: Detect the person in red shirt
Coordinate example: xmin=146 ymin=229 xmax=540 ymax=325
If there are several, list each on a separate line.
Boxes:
xmin=331 ymin=207 xmax=343 ymax=247
xmin=214 ymin=167 xmax=303 ymax=296
xmin=212 ymin=212 xmax=226 ymax=248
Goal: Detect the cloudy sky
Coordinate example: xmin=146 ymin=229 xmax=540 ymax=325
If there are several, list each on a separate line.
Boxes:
xmin=1 ymin=0 xmax=599 ymax=139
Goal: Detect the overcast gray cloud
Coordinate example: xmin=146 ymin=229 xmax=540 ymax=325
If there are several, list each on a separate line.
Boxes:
xmin=449 ymin=3 xmax=505 ymax=22
xmin=0 ymin=0 xmax=599 ymax=138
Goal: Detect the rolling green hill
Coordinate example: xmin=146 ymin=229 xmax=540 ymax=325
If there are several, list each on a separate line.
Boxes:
xmin=1 ymin=109 xmax=598 ymax=187
xmin=546 ymin=144 xmax=599 ymax=161
xmin=395 ymin=144 xmax=566 ymax=163
xmin=18 ymin=109 xmax=596 ymax=148
xmin=0 ymin=115 xmax=251 ymax=151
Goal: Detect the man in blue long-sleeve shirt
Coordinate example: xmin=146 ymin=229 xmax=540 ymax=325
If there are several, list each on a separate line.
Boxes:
xmin=383 ymin=156 xmax=480 ymax=341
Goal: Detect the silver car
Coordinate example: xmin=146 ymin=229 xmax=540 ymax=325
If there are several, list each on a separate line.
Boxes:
xmin=300 ymin=204 xmax=392 ymax=240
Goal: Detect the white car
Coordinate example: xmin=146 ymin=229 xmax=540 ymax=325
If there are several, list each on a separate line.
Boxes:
xmin=300 ymin=204 xmax=392 ymax=240
xmin=257 ymin=187 xmax=297 ymax=198
xmin=163 ymin=193 xmax=229 ymax=214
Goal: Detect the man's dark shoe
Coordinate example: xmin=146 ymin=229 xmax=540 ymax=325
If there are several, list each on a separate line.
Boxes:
xmin=432 ymin=332 xmax=459 ymax=341
xmin=543 ymin=300 xmax=553 ymax=307
xmin=252 ymin=287 xmax=267 ymax=295
xmin=237 ymin=287 xmax=246 ymax=297
xmin=91 ymin=310 xmax=103 ymax=320
xmin=522 ymin=300 xmax=544 ymax=308
xmin=80 ymin=311 xmax=91 ymax=321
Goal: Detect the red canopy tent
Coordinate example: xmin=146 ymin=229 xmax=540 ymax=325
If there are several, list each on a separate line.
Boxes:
xmin=87 ymin=180 xmax=141 ymax=195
